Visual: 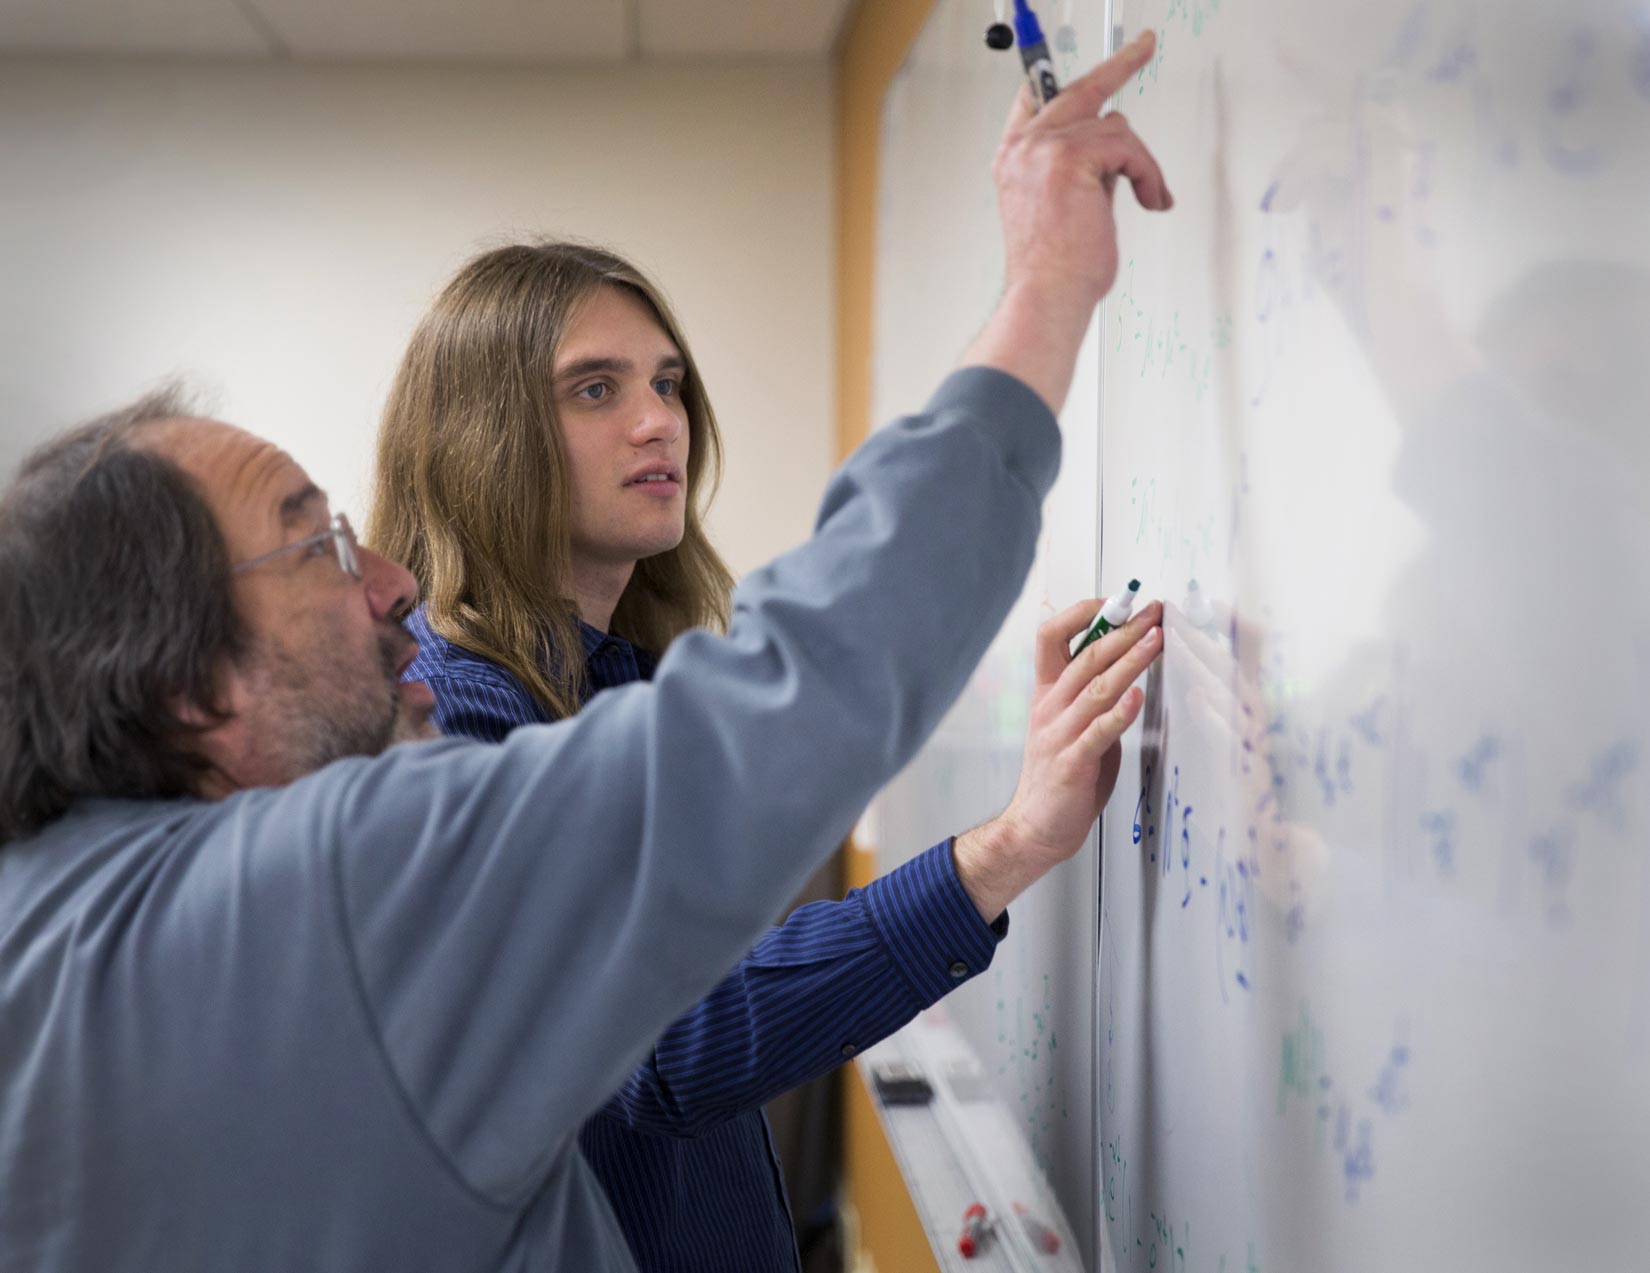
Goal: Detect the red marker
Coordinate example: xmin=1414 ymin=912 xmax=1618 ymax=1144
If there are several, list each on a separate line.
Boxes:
xmin=1014 ymin=1201 xmax=1061 ymax=1253
xmin=958 ymin=1202 xmax=991 ymax=1257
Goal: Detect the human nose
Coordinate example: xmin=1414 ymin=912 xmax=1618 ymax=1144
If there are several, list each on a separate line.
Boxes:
xmin=358 ymin=546 xmax=419 ymax=624
xmin=631 ymin=393 xmax=683 ymax=447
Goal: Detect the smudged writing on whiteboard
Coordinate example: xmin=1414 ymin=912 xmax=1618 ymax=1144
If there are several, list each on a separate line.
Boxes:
xmin=1277 ymin=1005 xmax=1412 ymax=1203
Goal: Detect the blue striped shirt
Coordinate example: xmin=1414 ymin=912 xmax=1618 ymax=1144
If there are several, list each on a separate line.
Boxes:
xmin=403 ymin=605 xmax=1008 ymax=1271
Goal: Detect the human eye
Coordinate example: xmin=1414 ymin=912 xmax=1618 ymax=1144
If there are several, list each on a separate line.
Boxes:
xmin=574 ymin=381 xmax=612 ymax=403
xmin=652 ymin=376 xmax=680 ymax=398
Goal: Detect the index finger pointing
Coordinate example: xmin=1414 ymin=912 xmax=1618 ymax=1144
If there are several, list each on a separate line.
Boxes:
xmin=1036 ymin=29 xmax=1157 ymax=130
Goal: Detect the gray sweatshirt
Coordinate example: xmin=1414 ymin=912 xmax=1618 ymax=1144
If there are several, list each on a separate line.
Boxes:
xmin=0 ymin=367 xmax=1058 ymax=1271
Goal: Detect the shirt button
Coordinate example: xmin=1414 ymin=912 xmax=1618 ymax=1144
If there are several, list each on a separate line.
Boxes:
xmin=840 ymin=1042 xmax=857 ymax=1058
xmin=948 ymin=961 xmax=969 ymax=980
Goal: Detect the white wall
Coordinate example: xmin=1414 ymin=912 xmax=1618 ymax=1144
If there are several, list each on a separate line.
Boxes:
xmin=0 ymin=56 xmax=834 ymax=580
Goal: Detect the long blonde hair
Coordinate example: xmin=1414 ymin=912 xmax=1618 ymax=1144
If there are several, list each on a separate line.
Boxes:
xmin=367 ymin=240 xmax=734 ymax=719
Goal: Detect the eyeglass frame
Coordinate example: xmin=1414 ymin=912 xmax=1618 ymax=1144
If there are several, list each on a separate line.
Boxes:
xmin=230 ymin=512 xmax=362 ymax=580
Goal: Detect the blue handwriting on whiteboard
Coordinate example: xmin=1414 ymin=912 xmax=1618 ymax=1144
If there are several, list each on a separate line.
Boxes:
xmin=1350 ymin=696 xmax=1387 ymax=746
xmin=1455 ymin=735 xmax=1502 ymax=791
xmin=1134 ymin=764 xmax=1157 ymax=859
xmin=1214 ymin=827 xmax=1254 ymax=999
xmin=1564 ymin=740 xmax=1640 ymax=829
xmin=1164 ymin=765 xmax=1182 ymax=880
xmin=1420 ymin=810 xmax=1456 ymax=875
xmin=1280 ymin=1007 xmax=1411 ymax=1205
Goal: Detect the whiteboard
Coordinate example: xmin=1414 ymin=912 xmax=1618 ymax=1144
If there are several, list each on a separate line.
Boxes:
xmin=870 ymin=2 xmax=1112 ymax=1267
xmin=872 ymin=0 xmax=1650 ymax=1269
xmin=1099 ymin=0 xmax=1650 ymax=1270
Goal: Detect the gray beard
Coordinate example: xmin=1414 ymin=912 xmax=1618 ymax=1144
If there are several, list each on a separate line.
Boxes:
xmin=252 ymin=628 xmax=406 ymax=776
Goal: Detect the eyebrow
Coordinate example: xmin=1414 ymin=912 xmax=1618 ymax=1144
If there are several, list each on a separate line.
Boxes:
xmin=554 ymin=353 xmax=688 ymax=384
xmin=278 ymin=484 xmax=326 ymax=529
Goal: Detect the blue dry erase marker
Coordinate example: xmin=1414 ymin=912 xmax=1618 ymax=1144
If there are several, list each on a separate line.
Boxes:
xmin=1072 ymin=579 xmax=1141 ymax=657
xmin=1013 ymin=0 xmax=1062 ymax=108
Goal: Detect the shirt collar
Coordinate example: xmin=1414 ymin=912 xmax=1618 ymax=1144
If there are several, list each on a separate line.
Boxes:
xmin=579 ymin=620 xmax=633 ymax=660
xmin=404 ymin=604 xmax=656 ymax=691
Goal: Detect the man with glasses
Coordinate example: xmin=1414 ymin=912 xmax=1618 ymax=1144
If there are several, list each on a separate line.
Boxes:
xmin=143 ymin=416 xmax=436 ymax=797
xmin=234 ymin=510 xmax=360 ymax=575
xmin=0 ymin=39 xmax=1170 ymax=1273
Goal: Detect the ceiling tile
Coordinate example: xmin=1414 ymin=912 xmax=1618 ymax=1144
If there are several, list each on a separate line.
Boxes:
xmin=637 ymin=0 xmax=854 ymax=57
xmin=251 ymin=0 xmax=630 ymax=63
xmin=0 ymin=0 xmax=269 ymax=57
xmin=0 ymin=0 xmax=854 ymax=63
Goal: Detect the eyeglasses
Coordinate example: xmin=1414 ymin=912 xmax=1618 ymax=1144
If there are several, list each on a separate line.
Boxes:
xmin=231 ymin=512 xmax=362 ymax=580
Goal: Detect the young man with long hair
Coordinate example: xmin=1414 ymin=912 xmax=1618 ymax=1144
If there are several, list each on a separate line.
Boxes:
xmin=366 ymin=231 xmax=1155 ymax=1267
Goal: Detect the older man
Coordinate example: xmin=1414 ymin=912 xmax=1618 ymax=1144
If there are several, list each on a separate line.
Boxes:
xmin=0 ymin=38 xmax=1168 ymax=1273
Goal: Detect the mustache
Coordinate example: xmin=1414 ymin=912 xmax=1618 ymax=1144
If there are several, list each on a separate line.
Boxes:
xmin=379 ymin=625 xmax=417 ymax=684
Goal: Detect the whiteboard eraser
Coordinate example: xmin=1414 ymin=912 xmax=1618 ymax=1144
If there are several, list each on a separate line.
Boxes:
xmin=872 ymin=1061 xmax=934 ymax=1105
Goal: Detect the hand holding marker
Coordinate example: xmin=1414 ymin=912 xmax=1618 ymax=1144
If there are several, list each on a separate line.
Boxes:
xmin=1013 ymin=0 xmax=1063 ymax=106
xmin=987 ymin=1 xmax=1062 ymax=106
xmin=974 ymin=8 xmax=1168 ymax=410
xmin=1072 ymin=579 xmax=1142 ymax=657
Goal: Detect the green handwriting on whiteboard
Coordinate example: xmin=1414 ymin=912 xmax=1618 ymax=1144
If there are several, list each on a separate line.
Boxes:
xmin=1277 ymin=1003 xmax=1326 ymax=1116
xmin=993 ymin=973 xmax=1064 ymax=1165
xmin=1112 ymin=260 xmax=1232 ymax=401
xmin=1131 ymin=0 xmax=1226 ymax=99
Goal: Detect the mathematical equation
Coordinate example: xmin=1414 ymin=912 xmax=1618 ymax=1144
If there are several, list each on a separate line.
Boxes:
xmin=992 ymin=969 xmax=1067 ymax=1169
xmin=1112 ymin=258 xmax=1233 ymax=404
xmin=1277 ymin=1004 xmax=1412 ymax=1203
xmin=1127 ymin=0 xmax=1227 ymax=101
xmin=1128 ymin=474 xmax=1220 ymax=574
xmin=1105 ymin=1131 xmax=1261 ymax=1271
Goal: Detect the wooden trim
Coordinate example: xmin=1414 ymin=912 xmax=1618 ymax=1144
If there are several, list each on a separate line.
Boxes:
xmin=839 ymin=835 xmax=940 ymax=1270
xmin=838 ymin=840 xmax=943 ymax=1266
xmin=833 ymin=0 xmax=940 ymax=464
xmin=843 ymin=1059 xmax=942 ymax=1273
xmin=834 ymin=4 xmax=942 ymax=1267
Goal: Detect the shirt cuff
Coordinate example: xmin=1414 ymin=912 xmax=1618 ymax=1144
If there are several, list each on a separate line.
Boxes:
xmin=860 ymin=838 xmax=1008 ymax=1008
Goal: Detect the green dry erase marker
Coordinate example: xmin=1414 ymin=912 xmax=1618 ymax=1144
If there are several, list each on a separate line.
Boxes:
xmin=1072 ymin=579 xmax=1141 ymax=656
